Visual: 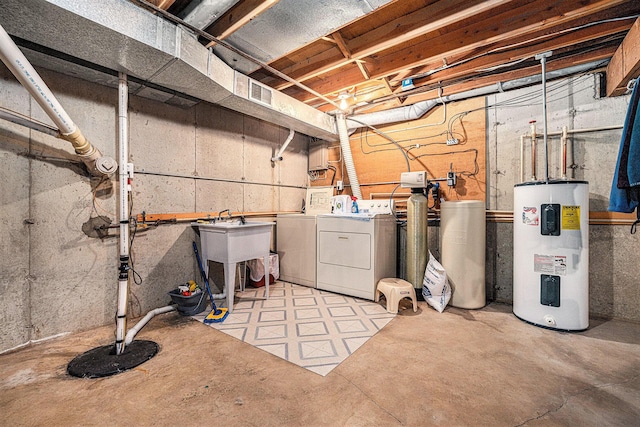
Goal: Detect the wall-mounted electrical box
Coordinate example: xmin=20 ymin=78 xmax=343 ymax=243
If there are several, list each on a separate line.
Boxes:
xmin=309 ymin=143 xmax=329 ymax=171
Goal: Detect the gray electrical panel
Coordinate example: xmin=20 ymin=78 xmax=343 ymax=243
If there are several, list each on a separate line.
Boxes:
xmin=309 ymin=143 xmax=329 ymax=171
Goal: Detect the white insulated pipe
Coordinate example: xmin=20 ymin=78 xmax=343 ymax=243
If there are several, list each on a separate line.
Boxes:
xmin=0 ymin=23 xmax=116 ymax=176
xmin=115 ymin=72 xmax=129 ymax=355
xmin=346 ymin=61 xmax=604 ymax=133
xmin=336 ymin=113 xmax=363 ymax=200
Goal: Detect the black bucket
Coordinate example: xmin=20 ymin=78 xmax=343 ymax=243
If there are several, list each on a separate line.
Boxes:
xmin=168 ymin=289 xmax=207 ymax=316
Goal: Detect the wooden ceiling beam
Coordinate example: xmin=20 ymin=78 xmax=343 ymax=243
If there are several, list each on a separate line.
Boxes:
xmin=288 ymin=1 xmax=631 ymax=101
xmin=284 ymin=16 xmax=630 ymax=105
xmin=271 ymin=0 xmax=515 ymax=89
xmin=148 ymin=0 xmax=177 ymax=9
xmin=607 ymin=17 xmax=640 ymax=96
xmin=404 ymin=18 xmax=632 ymax=88
xmin=269 ymin=0 xmax=627 ymax=92
xmin=344 ymin=47 xmax=617 ymax=114
xmin=204 ymin=0 xmax=279 ymax=45
xmin=362 ymin=0 xmax=628 ymax=85
xmin=331 ymin=31 xmax=351 ymax=59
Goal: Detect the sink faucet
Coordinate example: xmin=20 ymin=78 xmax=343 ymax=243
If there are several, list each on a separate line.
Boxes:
xmin=217 ymin=209 xmax=232 ymax=221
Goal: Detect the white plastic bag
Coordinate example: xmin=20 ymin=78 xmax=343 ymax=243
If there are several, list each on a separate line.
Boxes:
xmin=422 ymin=251 xmax=451 ymax=313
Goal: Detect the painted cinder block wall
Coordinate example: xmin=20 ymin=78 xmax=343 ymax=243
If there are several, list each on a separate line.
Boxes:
xmin=0 ymin=65 xmax=308 ymax=353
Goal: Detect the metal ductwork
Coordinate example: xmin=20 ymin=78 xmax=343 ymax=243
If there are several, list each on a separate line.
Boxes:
xmin=0 ymin=0 xmax=337 ymax=141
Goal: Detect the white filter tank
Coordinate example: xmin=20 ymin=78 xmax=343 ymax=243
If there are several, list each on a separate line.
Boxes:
xmin=440 ymin=200 xmax=486 ymax=309
xmin=513 ymin=180 xmax=589 ymax=330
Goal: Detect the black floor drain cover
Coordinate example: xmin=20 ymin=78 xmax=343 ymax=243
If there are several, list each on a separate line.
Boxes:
xmin=67 ymin=340 xmax=159 ymax=378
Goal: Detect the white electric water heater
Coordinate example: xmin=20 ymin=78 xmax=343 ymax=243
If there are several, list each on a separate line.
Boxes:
xmin=513 ymin=180 xmax=589 ymax=331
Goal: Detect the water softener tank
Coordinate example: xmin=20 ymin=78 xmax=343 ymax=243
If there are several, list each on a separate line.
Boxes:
xmin=440 ymin=200 xmax=486 ymax=309
xmin=406 ymin=188 xmax=429 ymax=293
xmin=513 ymin=180 xmax=589 ymax=331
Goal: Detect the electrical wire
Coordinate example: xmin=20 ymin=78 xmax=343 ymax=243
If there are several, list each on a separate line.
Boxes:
xmin=91 ymin=176 xmax=115 ymax=218
xmin=389 ymin=183 xmax=406 ymax=224
xmin=327 ymin=165 xmax=337 ymax=186
xmin=409 ymin=15 xmax=639 ymax=82
xmin=348 ymin=117 xmax=411 ymax=171
xmin=127 ymin=192 xmax=143 ymax=286
xmin=409 ymin=148 xmax=480 ymax=177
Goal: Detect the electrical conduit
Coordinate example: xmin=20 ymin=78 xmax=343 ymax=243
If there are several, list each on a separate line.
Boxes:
xmin=0 ymin=23 xmax=116 ymax=176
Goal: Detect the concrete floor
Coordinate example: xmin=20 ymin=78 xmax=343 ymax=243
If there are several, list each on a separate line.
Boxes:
xmin=1 ymin=301 xmax=639 ymax=426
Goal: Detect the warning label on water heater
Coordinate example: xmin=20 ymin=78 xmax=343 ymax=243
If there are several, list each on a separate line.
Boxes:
xmin=534 ymin=254 xmax=567 ymax=275
xmin=522 ymin=207 xmax=539 ymax=225
xmin=562 ymin=205 xmax=581 ymax=230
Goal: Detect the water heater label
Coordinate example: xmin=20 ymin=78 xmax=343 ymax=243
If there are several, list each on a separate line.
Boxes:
xmin=522 ymin=206 xmax=539 ymax=225
xmin=534 ymin=254 xmax=567 ymax=276
xmin=562 ymin=205 xmax=581 ymax=230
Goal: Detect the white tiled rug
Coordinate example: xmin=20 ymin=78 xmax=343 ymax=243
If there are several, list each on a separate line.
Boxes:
xmin=193 ymin=281 xmax=396 ymax=376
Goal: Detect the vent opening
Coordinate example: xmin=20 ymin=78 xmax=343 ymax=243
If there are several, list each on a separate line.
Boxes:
xmin=250 ymin=81 xmax=272 ymax=106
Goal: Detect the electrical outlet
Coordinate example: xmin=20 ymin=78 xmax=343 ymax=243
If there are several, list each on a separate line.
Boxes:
xmin=446 ymin=138 xmax=459 ymax=146
xmin=447 ymin=171 xmax=457 ymax=187
xmin=336 ymin=180 xmax=344 ymax=191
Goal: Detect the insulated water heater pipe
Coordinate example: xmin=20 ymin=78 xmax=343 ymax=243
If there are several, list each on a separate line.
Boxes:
xmin=0 ymin=23 xmax=116 ymax=176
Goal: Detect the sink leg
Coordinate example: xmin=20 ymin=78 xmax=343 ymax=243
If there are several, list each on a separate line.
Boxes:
xmin=264 ymin=254 xmax=270 ymax=299
xmin=224 ymin=262 xmax=236 ymax=313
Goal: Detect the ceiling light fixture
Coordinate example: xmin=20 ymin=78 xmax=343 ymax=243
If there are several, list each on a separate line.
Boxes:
xmin=338 ymin=91 xmax=353 ymax=110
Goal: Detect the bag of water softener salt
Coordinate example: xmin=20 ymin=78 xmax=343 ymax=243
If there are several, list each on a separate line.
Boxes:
xmin=422 ymin=251 xmax=451 ymax=313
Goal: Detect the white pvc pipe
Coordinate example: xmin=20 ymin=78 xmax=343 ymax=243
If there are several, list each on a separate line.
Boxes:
xmin=272 ymin=128 xmax=295 ymax=162
xmin=115 ymin=72 xmax=129 ymax=355
xmin=0 ymin=24 xmax=74 ymax=133
xmin=0 ymin=23 xmax=115 ymax=176
xmin=336 ymin=113 xmax=363 ymax=200
xmin=124 ymin=305 xmax=177 ymax=346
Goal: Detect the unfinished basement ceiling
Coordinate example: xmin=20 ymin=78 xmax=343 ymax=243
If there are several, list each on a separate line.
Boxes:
xmin=154 ymin=0 xmax=640 ymax=112
xmin=2 ymin=0 xmax=639 ymax=124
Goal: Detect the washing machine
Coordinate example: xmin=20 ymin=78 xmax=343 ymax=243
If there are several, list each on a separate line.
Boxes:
xmin=276 ymin=187 xmax=333 ymax=288
xmin=316 ymin=201 xmax=396 ymax=300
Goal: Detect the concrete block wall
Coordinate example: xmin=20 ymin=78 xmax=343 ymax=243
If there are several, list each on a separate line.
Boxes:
xmin=2 ymin=65 xmax=639 ymax=354
xmin=0 ymin=65 xmax=310 ymax=353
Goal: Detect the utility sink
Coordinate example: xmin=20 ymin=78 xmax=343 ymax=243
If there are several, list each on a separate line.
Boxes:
xmin=192 ymin=220 xmax=274 ymax=313
xmin=193 ymin=221 xmax=274 ymax=263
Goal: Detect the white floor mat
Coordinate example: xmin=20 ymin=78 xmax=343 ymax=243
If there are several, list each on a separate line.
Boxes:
xmin=193 ymin=281 xmax=395 ymax=376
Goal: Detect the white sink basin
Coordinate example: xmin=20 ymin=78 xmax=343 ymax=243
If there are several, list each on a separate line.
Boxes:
xmin=192 ymin=221 xmax=274 ymax=264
